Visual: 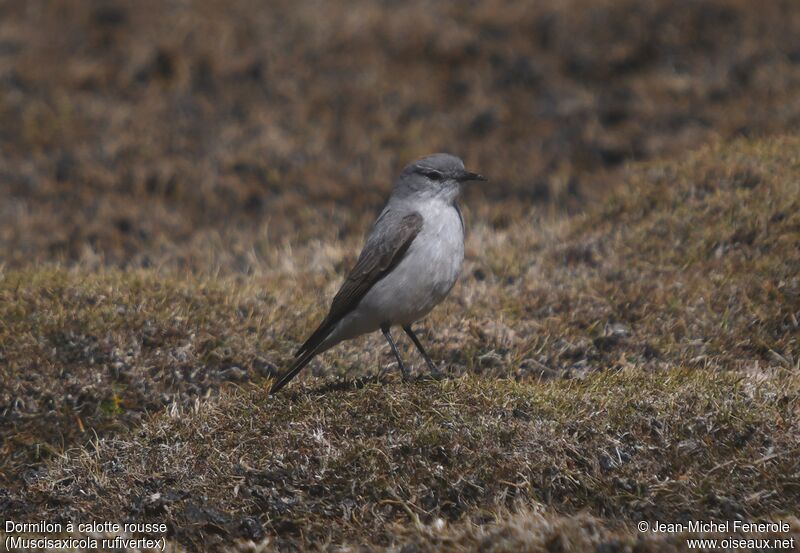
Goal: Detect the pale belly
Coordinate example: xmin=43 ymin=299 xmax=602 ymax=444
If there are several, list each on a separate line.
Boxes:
xmin=324 ymin=202 xmax=464 ymax=345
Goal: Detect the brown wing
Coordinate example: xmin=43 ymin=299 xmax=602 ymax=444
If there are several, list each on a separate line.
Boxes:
xmin=295 ymin=210 xmax=424 ymax=358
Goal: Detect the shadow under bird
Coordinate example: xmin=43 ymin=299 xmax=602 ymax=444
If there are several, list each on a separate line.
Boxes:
xmin=269 ymin=153 xmax=486 ymax=394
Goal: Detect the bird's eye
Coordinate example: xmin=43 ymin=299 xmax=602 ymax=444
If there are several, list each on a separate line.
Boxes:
xmin=422 ymin=169 xmax=443 ymax=181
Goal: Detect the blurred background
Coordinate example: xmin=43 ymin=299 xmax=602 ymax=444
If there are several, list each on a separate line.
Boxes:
xmin=1 ymin=0 xmax=799 ymax=273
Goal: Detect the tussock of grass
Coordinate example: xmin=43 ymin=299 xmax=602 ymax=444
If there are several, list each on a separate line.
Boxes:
xmin=451 ymin=136 xmax=799 ymax=385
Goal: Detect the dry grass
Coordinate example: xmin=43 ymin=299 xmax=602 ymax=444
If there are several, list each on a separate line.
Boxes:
xmin=2 ymin=0 xmax=800 ymax=550
xmin=22 ymin=370 xmax=800 ymax=550
xmin=2 ymin=135 xmax=799 ymax=550
xmin=1 ymin=0 xmax=799 ymax=270
xmin=389 ymin=510 xmax=800 ymax=553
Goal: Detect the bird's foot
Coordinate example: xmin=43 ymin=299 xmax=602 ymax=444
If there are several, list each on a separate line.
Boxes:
xmin=424 ymin=366 xmax=445 ymax=381
xmin=398 ymin=364 xmax=411 ymax=383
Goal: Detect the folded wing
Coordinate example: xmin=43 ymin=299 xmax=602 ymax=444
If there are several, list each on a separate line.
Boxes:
xmin=269 ymin=209 xmax=423 ymax=394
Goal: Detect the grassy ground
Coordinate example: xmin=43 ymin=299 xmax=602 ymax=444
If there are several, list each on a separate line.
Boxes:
xmin=2 ymin=0 xmax=800 ymax=551
xmin=2 ymin=136 xmax=799 ymax=550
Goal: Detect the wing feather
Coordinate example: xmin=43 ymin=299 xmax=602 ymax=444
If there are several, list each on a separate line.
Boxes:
xmin=294 ymin=210 xmax=423 ymax=358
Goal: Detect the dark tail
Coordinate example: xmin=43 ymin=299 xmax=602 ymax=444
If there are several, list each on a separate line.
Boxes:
xmin=269 ymin=346 xmax=321 ymax=395
xmin=270 ymin=315 xmax=340 ymax=394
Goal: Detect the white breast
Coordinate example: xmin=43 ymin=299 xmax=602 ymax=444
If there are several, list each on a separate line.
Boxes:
xmin=406 ymin=200 xmax=465 ymax=305
xmin=328 ymin=200 xmax=464 ymax=342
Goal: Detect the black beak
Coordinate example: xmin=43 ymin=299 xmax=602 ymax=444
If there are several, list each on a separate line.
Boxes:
xmin=458 ymin=170 xmax=488 ymax=183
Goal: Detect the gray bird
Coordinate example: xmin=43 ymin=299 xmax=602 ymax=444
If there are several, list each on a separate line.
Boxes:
xmin=270 ymin=153 xmax=486 ymax=394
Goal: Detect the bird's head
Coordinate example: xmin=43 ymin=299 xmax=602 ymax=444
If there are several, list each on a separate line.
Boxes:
xmin=394 ymin=153 xmax=487 ymax=203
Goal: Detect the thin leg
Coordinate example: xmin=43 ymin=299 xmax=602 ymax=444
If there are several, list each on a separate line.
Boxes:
xmin=381 ymin=326 xmax=409 ymax=381
xmin=403 ymin=325 xmax=438 ymax=374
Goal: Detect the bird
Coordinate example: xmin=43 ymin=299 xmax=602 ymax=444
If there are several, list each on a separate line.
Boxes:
xmin=269 ymin=153 xmax=486 ymax=394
